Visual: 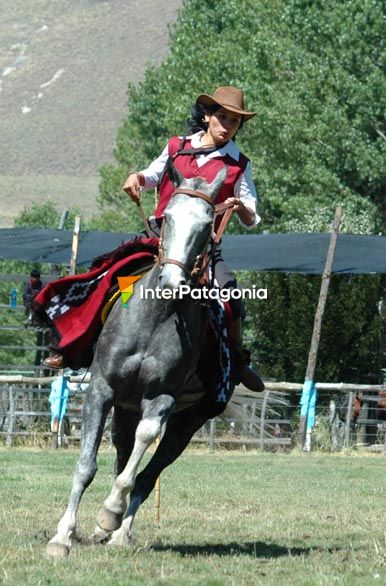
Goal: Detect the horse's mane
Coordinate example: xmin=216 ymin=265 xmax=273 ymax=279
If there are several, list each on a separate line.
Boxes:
xmin=91 ymin=235 xmax=159 ymax=269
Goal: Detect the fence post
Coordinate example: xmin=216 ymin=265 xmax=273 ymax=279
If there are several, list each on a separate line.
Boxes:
xmin=154 ymin=436 xmax=161 ymax=523
xmin=344 ymin=391 xmax=354 ymax=448
xmin=242 ymin=403 xmax=249 ymax=435
xmin=384 ymin=427 xmax=386 ymax=456
xmin=51 ymin=418 xmax=59 ymax=449
xmin=249 ymin=400 xmax=257 ymax=433
xmin=329 ymin=399 xmax=338 ymax=451
xmin=356 ymin=395 xmax=369 ymax=446
xmin=298 ymin=206 xmax=342 ymax=449
xmin=259 ymin=390 xmax=270 ymax=450
xmin=209 ymin=418 xmax=216 ymax=451
xmin=69 ymin=216 xmax=81 ymax=275
xmin=6 ymin=385 xmax=15 ymax=447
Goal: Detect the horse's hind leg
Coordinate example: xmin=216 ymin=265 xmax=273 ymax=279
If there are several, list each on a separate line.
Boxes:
xmin=96 ymin=394 xmax=175 ymax=546
xmin=109 ymin=401 xmax=209 ymax=545
xmin=46 ymin=379 xmax=113 ymax=557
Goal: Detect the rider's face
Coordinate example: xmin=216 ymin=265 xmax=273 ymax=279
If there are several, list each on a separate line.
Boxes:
xmin=204 ymin=107 xmax=242 ymax=145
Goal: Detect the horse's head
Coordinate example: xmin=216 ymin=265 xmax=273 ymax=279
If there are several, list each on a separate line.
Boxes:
xmin=158 ymin=161 xmax=226 ymax=292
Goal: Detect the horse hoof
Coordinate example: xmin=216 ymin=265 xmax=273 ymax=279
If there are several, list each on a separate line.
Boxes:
xmin=46 ymin=542 xmax=70 ymax=558
xmin=96 ymin=507 xmax=123 ymax=532
xmin=107 ymin=530 xmax=130 ymax=548
xmin=91 ymin=525 xmax=111 ymax=544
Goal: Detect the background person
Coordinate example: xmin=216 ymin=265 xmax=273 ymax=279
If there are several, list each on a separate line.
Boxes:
xmin=23 ymin=269 xmax=43 ymax=324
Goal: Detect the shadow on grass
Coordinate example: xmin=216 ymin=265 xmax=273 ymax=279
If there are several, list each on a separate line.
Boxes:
xmin=151 ymin=541 xmax=338 ymax=559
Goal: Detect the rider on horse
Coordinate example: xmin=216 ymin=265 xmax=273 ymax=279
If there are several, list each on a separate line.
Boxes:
xmin=124 ymin=85 xmax=263 ymax=392
xmin=43 ymin=86 xmax=264 ymax=392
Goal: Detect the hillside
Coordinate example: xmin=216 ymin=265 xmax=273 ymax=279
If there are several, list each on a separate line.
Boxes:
xmin=0 ymin=0 xmax=182 ymax=227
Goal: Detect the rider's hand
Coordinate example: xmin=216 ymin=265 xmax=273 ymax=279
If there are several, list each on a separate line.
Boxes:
xmin=224 ymin=196 xmax=242 ymax=212
xmin=123 ymin=173 xmax=143 ymax=203
xmin=224 ymin=197 xmax=255 ymax=226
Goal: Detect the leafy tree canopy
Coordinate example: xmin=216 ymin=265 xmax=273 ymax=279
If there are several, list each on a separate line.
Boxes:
xmin=15 ymin=201 xmax=86 ymax=231
xmin=98 ymin=0 xmax=385 ymax=233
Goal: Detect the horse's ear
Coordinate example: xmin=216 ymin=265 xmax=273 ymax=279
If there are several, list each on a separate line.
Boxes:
xmin=208 ymin=165 xmax=227 ymax=200
xmin=167 ymin=159 xmax=184 ymax=188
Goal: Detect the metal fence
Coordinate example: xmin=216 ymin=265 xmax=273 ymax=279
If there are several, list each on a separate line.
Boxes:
xmin=1 ymin=307 xmax=385 ymax=452
xmin=0 ymin=375 xmax=385 ymax=452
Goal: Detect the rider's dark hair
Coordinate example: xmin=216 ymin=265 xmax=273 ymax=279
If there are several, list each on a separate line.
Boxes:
xmin=30 ymin=269 xmax=40 ymax=279
xmin=186 ymin=103 xmax=245 ymax=135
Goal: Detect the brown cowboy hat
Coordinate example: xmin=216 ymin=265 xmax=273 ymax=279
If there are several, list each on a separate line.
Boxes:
xmin=196 ymin=86 xmax=256 ymax=121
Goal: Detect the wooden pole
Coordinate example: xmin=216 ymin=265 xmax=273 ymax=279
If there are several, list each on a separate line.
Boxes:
xmin=344 ymin=391 xmax=354 ymax=448
xmin=58 ymin=209 xmax=69 ymax=230
xmin=0 ymin=374 xmax=384 ymax=394
xmin=298 ymin=206 xmax=343 ymax=450
xmin=259 ymin=390 xmax=270 ymax=450
xmin=6 ymin=385 xmax=15 ymax=447
xmin=154 ymin=436 xmax=161 ymax=523
xmin=51 ymin=417 xmax=59 ymax=449
xmin=329 ymin=399 xmax=338 ymax=451
xmin=249 ymin=400 xmax=257 ymax=433
xmin=209 ymin=418 xmax=216 ymax=450
xmin=357 ymin=398 xmax=368 ymax=446
xmin=69 ymin=216 xmax=81 ymax=276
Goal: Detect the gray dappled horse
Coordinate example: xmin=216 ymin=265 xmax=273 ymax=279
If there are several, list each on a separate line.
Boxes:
xmin=46 ymin=164 xmax=229 ymax=557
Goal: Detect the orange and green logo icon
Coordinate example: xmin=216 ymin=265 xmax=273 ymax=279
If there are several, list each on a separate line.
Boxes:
xmin=117 ymin=275 xmax=142 ymax=306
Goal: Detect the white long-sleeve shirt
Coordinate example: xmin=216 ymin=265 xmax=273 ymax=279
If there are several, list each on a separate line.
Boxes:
xmin=139 ymin=131 xmax=261 ymax=228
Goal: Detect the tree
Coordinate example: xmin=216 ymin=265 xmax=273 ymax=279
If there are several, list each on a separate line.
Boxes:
xmin=94 ymin=0 xmax=386 ymax=383
xmin=244 ymin=272 xmax=384 ymax=384
xmin=98 ymin=0 xmax=385 ymax=233
xmin=15 ymin=201 xmax=86 ymax=231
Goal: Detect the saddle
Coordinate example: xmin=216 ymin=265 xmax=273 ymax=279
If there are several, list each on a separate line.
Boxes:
xmin=100 ymin=263 xmax=244 ymax=416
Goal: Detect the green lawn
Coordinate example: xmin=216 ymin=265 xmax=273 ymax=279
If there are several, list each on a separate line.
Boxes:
xmin=0 ymin=447 xmax=385 ymax=585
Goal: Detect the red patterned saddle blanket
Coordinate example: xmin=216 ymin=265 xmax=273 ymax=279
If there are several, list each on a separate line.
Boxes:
xmin=33 ymin=235 xmax=239 ymax=414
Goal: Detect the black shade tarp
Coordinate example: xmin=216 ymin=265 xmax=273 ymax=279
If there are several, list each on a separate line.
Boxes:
xmin=0 ymin=228 xmax=385 ymax=274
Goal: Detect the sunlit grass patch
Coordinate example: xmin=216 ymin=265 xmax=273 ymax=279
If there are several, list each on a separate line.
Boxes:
xmin=0 ymin=448 xmax=385 ymax=585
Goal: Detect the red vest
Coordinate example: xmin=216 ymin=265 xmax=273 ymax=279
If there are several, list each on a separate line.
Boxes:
xmin=154 ymin=136 xmax=249 ymax=230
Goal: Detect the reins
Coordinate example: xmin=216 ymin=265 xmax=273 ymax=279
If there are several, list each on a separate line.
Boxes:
xmin=135 ymin=201 xmax=152 ymax=237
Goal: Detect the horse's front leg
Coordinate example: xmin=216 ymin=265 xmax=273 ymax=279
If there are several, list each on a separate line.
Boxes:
xmin=96 ymin=394 xmax=175 ymax=546
xmin=115 ymin=400 xmax=211 ymax=545
xmin=46 ymin=378 xmax=113 ymax=557
xmin=111 ymin=405 xmax=141 ymax=476
xmin=91 ymin=405 xmax=140 ymax=544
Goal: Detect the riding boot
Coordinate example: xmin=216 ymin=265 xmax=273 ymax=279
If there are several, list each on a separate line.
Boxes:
xmin=43 ymin=353 xmax=67 ymax=369
xmin=231 ymin=317 xmax=265 ymax=393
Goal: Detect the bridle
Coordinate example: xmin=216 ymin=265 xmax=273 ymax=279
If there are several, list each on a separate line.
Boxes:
xmin=156 ymin=187 xmax=235 ymax=281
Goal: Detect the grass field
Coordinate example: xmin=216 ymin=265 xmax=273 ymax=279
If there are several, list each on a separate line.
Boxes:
xmin=0 ymin=175 xmax=100 ymax=227
xmin=0 ymin=447 xmax=385 ymax=585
